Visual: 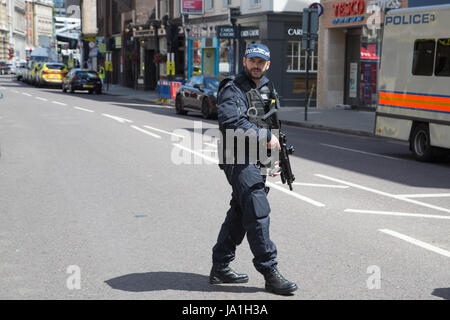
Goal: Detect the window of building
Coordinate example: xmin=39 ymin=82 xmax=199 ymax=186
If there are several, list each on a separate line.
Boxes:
xmin=207 ymin=0 xmax=214 ymax=10
xmin=412 ymin=39 xmax=435 ymax=76
xmin=249 ymin=0 xmax=261 ymax=8
xmin=435 ymin=38 xmax=450 ymax=77
xmin=286 ymin=41 xmax=318 ymax=73
xmin=219 ymin=39 xmax=232 ymax=75
xmin=223 ymin=0 xmax=232 ymax=7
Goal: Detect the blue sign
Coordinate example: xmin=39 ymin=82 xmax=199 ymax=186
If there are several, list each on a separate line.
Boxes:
xmin=332 ymin=16 xmax=365 ymax=24
xmin=385 ymin=13 xmax=437 ymax=26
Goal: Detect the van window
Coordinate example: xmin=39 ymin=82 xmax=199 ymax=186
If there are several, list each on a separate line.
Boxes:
xmin=412 ymin=39 xmax=435 ymax=76
xmin=435 ymin=38 xmax=450 ymax=77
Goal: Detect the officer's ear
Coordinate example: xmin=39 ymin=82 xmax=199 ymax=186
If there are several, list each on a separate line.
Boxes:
xmin=265 ymin=60 xmax=271 ymax=71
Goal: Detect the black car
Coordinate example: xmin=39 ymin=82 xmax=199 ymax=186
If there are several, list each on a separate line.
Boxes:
xmin=62 ymin=69 xmax=102 ymax=94
xmin=175 ymin=75 xmax=222 ymax=119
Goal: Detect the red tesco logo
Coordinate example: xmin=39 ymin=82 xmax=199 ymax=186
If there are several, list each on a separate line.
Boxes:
xmin=333 ymin=0 xmax=365 ymax=17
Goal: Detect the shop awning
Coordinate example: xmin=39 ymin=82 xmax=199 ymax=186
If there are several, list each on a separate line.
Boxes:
xmin=360 ymin=47 xmax=380 ymax=60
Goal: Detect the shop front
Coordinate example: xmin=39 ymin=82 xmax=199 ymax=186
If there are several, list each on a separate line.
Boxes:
xmin=317 ymin=0 xmax=408 ymax=109
xmin=185 ymin=23 xmax=236 ymax=79
xmin=236 ymin=12 xmax=318 ymax=107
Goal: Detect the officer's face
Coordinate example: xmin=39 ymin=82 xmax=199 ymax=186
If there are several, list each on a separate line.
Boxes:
xmin=243 ymin=57 xmax=270 ymax=80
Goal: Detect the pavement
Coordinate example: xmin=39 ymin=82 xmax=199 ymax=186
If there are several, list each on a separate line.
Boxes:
xmin=103 ymin=84 xmax=376 ymax=137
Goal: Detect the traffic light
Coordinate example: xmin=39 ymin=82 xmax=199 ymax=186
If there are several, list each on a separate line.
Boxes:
xmin=107 ymin=38 xmax=115 ymax=51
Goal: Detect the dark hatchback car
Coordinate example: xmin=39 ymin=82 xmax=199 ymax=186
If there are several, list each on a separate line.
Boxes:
xmin=175 ymin=75 xmax=222 ymax=119
xmin=62 ymin=69 xmax=102 ymax=94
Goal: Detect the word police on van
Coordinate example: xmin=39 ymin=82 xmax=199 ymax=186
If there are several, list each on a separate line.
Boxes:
xmin=385 ymin=13 xmax=436 ymax=25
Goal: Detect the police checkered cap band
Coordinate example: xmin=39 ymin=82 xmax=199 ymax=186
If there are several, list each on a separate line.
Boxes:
xmin=245 ymin=44 xmax=270 ymax=60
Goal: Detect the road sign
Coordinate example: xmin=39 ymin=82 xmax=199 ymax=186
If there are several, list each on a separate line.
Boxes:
xmin=302 ymin=8 xmax=319 ymax=50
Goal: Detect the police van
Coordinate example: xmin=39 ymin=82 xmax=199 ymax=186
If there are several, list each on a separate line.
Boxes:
xmin=375 ymin=4 xmax=450 ymax=161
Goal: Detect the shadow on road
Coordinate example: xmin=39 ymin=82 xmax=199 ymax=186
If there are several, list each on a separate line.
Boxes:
xmin=105 ymin=271 xmax=264 ymax=294
xmin=432 ymin=288 xmax=450 ymax=300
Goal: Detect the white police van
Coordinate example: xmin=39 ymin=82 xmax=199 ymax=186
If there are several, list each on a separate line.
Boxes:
xmin=375 ymin=4 xmax=450 ymax=161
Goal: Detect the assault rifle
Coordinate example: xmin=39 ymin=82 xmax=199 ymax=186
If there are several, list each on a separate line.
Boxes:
xmin=262 ymin=91 xmax=296 ymax=191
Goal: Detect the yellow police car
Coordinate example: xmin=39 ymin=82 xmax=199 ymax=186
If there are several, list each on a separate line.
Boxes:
xmin=36 ymin=62 xmax=68 ymax=88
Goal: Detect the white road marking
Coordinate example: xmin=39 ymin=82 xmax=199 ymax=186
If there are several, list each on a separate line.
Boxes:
xmin=316 ymin=174 xmax=450 ymax=214
xmin=379 ymin=229 xmax=450 ymax=258
xmin=173 ymin=143 xmax=219 ymax=164
xmin=397 ymin=193 xmax=450 ymax=199
xmin=22 ymin=93 xmax=32 ymax=97
xmin=130 ymin=125 xmax=161 ymax=139
xmin=12 ymin=90 xmax=19 ymax=93
xmin=276 ymin=181 xmax=349 ymax=188
xmin=266 ymin=182 xmax=326 ymax=207
xmin=321 ymin=143 xmax=403 ymax=161
xmin=344 ymin=209 xmax=450 ymax=220
xmin=143 ymin=125 xmax=184 ymax=138
xmin=173 ymin=143 xmax=325 ymax=207
xmin=102 ymin=113 xmax=133 ymax=124
xmin=52 ymin=101 xmax=67 ymax=106
xmin=74 ymin=107 xmax=94 ymax=113
xmin=36 ymin=97 xmax=48 ymax=101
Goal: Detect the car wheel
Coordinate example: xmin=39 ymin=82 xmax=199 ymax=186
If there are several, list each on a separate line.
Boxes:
xmin=62 ymin=84 xmax=67 ymax=93
xmin=202 ymin=98 xmax=212 ymax=119
xmin=175 ymin=95 xmax=187 ymax=115
xmin=411 ymin=123 xmax=434 ymax=162
xmin=96 ymin=89 xmax=102 ymax=94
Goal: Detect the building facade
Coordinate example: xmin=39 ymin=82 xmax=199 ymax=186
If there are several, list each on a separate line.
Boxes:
xmin=0 ymin=0 xmax=10 ymax=61
xmin=317 ymin=0 xmax=450 ymax=110
xmin=184 ymin=0 xmax=318 ymax=107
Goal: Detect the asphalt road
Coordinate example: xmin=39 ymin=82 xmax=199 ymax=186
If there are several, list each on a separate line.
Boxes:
xmin=0 ymin=75 xmax=449 ymax=300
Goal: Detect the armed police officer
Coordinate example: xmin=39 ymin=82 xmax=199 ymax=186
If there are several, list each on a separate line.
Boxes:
xmin=210 ymin=43 xmax=297 ymax=295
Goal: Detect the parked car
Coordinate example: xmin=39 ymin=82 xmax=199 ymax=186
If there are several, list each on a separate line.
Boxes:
xmin=36 ymin=62 xmax=68 ymax=88
xmin=62 ymin=69 xmax=102 ymax=94
xmin=24 ymin=61 xmax=42 ymax=85
xmin=15 ymin=62 xmax=27 ymax=80
xmin=0 ymin=61 xmax=11 ymax=75
xmin=175 ymin=75 xmax=221 ymax=119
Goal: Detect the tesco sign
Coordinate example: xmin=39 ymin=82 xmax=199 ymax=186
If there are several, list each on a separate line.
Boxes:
xmin=333 ymin=0 xmax=365 ymax=17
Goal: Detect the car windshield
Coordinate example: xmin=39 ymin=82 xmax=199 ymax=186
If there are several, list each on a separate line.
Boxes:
xmin=204 ymin=78 xmax=219 ymax=90
xmin=47 ymin=64 xmax=66 ymax=70
xmin=77 ymin=71 xmax=99 ymax=79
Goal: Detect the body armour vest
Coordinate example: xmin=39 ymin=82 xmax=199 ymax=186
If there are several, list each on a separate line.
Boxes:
xmin=232 ymin=73 xmax=274 ymax=128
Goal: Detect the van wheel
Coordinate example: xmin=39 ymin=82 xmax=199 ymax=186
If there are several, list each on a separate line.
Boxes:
xmin=411 ymin=123 xmax=434 ymax=162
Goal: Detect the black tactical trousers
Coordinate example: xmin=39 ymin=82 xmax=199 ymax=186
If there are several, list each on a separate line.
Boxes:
xmin=212 ymin=163 xmax=278 ymax=274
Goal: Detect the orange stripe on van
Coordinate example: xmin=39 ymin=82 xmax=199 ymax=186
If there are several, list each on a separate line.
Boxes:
xmin=379 ymin=91 xmax=450 ymax=104
xmin=379 ymin=98 xmax=450 ymax=113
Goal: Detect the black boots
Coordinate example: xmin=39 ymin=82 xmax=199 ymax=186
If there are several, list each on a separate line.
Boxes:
xmin=209 ymin=265 xmax=249 ymax=284
xmin=263 ymin=268 xmax=297 ymax=295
